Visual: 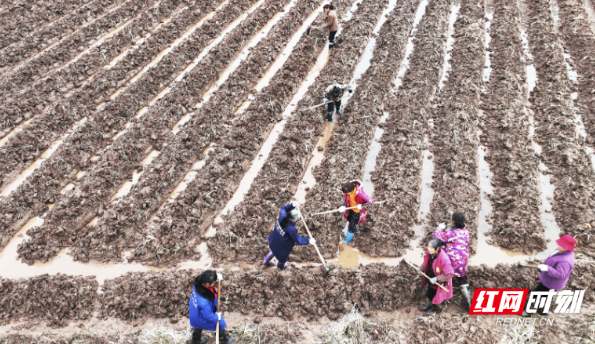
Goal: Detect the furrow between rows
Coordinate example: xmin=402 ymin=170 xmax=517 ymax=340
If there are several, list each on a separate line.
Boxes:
xmin=132 ymin=2 xmax=341 ymax=267
xmin=15 ymin=0 xmax=278 ymax=265
xmin=366 ymin=0 xmax=452 ymax=256
xmin=0 ymin=0 xmax=191 ymax=186
xmin=299 ymin=0 xmax=421 ymax=259
xmin=0 ymin=0 xmax=246 ymax=256
xmin=0 ymin=0 xmax=94 ymax=51
xmin=524 ymin=0 xmax=595 ymax=256
xmin=71 ymin=0 xmax=322 ymax=265
xmin=479 ymin=0 xmax=544 ymax=252
xmin=0 ymin=0 xmax=149 ymax=97
xmin=422 ymin=0 xmax=484 ymax=251
xmin=206 ymin=0 xmax=388 ymax=265
xmin=0 ymin=0 xmax=227 ymax=252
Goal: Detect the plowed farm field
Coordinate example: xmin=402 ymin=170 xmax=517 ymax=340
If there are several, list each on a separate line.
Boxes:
xmin=1 ymin=0 xmax=595 ymax=342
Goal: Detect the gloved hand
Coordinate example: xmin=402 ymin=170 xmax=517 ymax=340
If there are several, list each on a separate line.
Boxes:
xmin=438 ymin=222 xmax=446 ymax=230
xmin=309 ymin=238 xmax=317 ymax=245
xmin=339 ymin=206 xmax=346 ymax=213
xmin=538 ymin=264 xmax=549 ymax=272
xmin=416 ymin=269 xmax=421 ymax=275
xmin=292 ymin=201 xmax=299 ymax=208
xmin=357 ymin=204 xmax=362 ymax=210
xmin=324 ymin=100 xmax=328 ymax=106
xmin=217 ymin=272 xmax=223 ymax=282
xmin=321 ymin=25 xmax=324 ymax=30
xmin=429 ymin=277 xmax=437 ymax=285
xmin=216 ymin=312 xmax=222 ymax=321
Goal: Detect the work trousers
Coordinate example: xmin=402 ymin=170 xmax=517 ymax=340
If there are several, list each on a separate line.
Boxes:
xmin=452 ymin=275 xmax=468 ymax=287
xmin=346 ymin=210 xmax=360 ymax=234
xmin=327 ymin=99 xmax=341 ymax=113
xmin=328 ymin=30 xmax=337 ymax=46
xmin=524 ymin=282 xmax=551 ymax=314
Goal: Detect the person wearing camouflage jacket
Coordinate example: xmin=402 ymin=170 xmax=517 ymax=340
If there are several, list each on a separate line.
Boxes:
xmin=323 ymin=83 xmax=352 ymax=122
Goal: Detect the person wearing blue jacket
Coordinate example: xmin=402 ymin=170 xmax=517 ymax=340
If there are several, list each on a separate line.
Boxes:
xmin=189 ymin=270 xmax=237 ymax=344
xmin=262 ymin=201 xmax=316 ymax=269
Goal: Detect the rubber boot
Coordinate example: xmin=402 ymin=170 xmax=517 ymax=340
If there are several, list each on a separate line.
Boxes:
xmin=277 ymin=261 xmax=289 ymax=270
xmin=220 ymin=329 xmax=237 ymax=344
xmin=344 ymin=231 xmax=354 ymax=244
xmin=460 ymin=285 xmax=472 ymax=310
xmin=262 ymin=250 xmax=274 ymax=266
xmin=418 ymin=298 xmax=432 ymax=311
xmin=337 ymin=108 xmax=342 ymax=115
xmin=425 ymin=304 xmax=441 ymax=314
xmin=327 ymin=112 xmax=333 ymax=122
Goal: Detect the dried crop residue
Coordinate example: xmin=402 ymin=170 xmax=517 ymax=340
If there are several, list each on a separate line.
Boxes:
xmin=0 ymin=0 xmax=209 ymax=186
xmin=14 ymin=0 xmax=263 ymax=265
xmin=62 ymin=0 xmax=312 ymax=266
xmin=208 ymin=0 xmax=392 ymax=266
xmin=523 ymin=0 xmax=595 ymax=257
xmin=477 ymin=0 xmax=545 ymax=253
xmin=116 ymin=0 xmax=330 ymax=267
xmin=294 ymin=0 xmax=402 ymax=203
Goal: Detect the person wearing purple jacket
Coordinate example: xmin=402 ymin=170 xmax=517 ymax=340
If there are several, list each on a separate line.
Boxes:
xmin=521 ymin=234 xmax=576 ymax=317
xmin=433 ymin=213 xmax=471 ymax=309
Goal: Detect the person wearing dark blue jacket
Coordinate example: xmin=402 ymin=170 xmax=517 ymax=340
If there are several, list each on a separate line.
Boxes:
xmin=189 ymin=271 xmax=237 ymax=344
xmin=262 ymin=201 xmax=316 ymax=269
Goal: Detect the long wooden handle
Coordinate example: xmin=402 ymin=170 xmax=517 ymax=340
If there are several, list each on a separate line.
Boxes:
xmin=299 ymin=102 xmax=325 ymax=112
xmin=404 ymin=260 xmax=448 ymax=292
xmin=297 ymin=208 xmax=327 ymax=267
xmin=310 ymin=200 xmax=387 ymax=216
xmin=216 ymin=280 xmax=221 ymax=344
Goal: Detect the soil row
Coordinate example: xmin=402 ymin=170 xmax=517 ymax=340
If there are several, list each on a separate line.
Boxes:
xmin=16 ymin=0 xmax=279 ymax=265
xmin=135 ymin=3 xmax=339 ymax=267
xmin=0 ymin=0 xmax=92 ymax=51
xmin=557 ymin=0 xmax=595 ymax=143
xmin=205 ymin=0 xmax=389 ymax=265
xmin=362 ymin=0 xmax=451 ymax=256
xmin=297 ymin=0 xmax=421 ymax=259
xmin=0 ymin=0 xmax=128 ymax=135
xmin=421 ymin=0 xmax=484 ymax=252
xmin=524 ymin=0 xmax=595 ymax=255
xmin=0 ymin=274 xmax=98 ymax=327
xmin=0 ymin=0 xmax=136 ymax=81
xmin=1 ymin=0 xmax=250 ymax=260
xmin=0 ymin=0 xmax=226 ymax=253
xmin=3 ymin=261 xmax=593 ymax=325
xmin=70 ymin=0 xmax=322 ymax=265
xmin=479 ymin=0 xmax=544 ymax=252
xmin=0 ymin=0 xmax=191 ymax=187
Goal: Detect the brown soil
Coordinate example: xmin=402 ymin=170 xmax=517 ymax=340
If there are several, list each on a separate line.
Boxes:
xmin=207 ymin=0 xmax=390 ymax=266
xmin=524 ymin=0 xmax=595 ymax=257
xmin=479 ymin=0 xmax=545 ymax=253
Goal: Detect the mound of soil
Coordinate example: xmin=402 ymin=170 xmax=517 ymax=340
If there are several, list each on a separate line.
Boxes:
xmin=0 ymin=274 xmax=98 ymax=327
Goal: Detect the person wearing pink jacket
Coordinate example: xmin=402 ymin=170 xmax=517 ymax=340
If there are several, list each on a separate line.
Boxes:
xmin=339 ymin=180 xmax=374 ymax=244
xmin=417 ymin=238 xmax=455 ymax=314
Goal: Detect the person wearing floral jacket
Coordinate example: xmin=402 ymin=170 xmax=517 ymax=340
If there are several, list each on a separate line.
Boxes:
xmin=417 ymin=238 xmax=455 ymax=314
xmin=433 ymin=213 xmax=471 ymax=309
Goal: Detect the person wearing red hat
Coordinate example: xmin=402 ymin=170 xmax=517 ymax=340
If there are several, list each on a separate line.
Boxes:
xmin=521 ymin=234 xmax=576 ymax=317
